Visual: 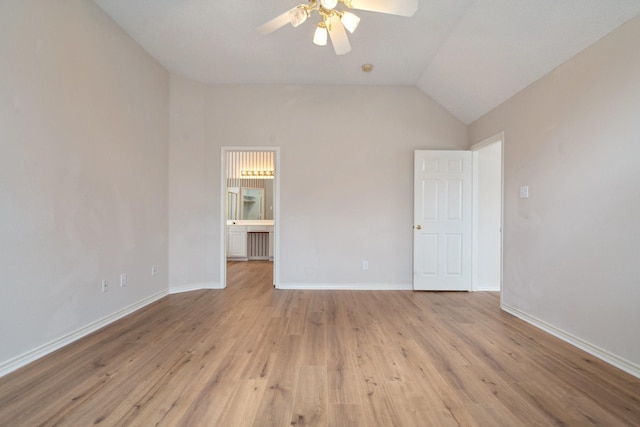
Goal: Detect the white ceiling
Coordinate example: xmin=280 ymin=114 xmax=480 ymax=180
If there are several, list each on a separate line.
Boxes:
xmin=92 ymin=0 xmax=640 ymax=124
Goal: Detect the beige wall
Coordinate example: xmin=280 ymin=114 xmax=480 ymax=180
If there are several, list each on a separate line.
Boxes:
xmin=169 ymin=80 xmax=467 ymax=289
xmin=469 ymin=15 xmax=640 ymax=370
xmin=0 ymin=0 xmax=170 ymax=371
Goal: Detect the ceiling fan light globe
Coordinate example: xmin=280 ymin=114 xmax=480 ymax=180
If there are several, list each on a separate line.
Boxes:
xmin=320 ymin=0 xmax=338 ymax=10
xmin=289 ymin=7 xmax=308 ymax=27
xmin=313 ymin=25 xmax=328 ymax=45
xmin=341 ymin=11 xmax=360 ymax=33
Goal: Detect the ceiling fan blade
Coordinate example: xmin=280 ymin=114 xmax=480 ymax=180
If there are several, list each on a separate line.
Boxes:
xmin=328 ymin=15 xmax=351 ymax=55
xmin=257 ymin=9 xmax=294 ymax=35
xmin=348 ymin=0 xmax=418 ymax=17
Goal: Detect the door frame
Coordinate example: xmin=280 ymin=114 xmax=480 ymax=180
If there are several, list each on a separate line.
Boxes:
xmin=220 ymin=147 xmax=281 ymax=288
xmin=470 ymin=132 xmax=504 ymax=293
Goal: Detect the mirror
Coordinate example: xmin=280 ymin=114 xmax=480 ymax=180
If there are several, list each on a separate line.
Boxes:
xmin=226 ymin=180 xmax=274 ymax=221
xmin=241 ymin=187 xmax=264 ymax=220
xmin=227 ymin=187 xmax=239 ymax=220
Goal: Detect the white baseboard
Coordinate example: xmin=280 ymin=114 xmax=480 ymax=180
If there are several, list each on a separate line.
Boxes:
xmin=501 ymin=303 xmax=640 ymax=379
xmin=277 ymin=283 xmax=413 ymax=291
xmin=0 ymin=290 xmax=168 ymax=378
xmin=169 ymin=282 xmax=224 ymax=294
xmin=474 ymin=284 xmax=500 ymax=291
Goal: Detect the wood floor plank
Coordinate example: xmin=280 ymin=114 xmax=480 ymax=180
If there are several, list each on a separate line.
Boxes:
xmin=455 ymin=364 xmax=562 ymax=426
xmin=240 ymin=316 xmax=288 ymax=380
xmin=290 ymin=366 xmax=328 ymax=426
xmin=357 ymin=376 xmax=403 ymax=426
xmin=326 ymin=325 xmax=360 ymax=405
xmin=300 ymin=311 xmax=327 ymax=367
xmin=284 ymin=293 xmax=310 ymax=336
xmin=162 ymin=350 xmax=251 ymax=426
xmin=0 ymin=261 xmax=638 ymax=426
xmin=214 ymin=378 xmax=268 ymax=427
xmin=327 ymin=403 xmax=365 ymax=427
xmin=111 ymin=340 xmax=235 ymax=426
xmin=252 ymin=334 xmax=303 ymax=427
xmin=385 ymin=379 xmax=472 ymax=427
xmin=383 ymin=335 xmax=480 ymax=427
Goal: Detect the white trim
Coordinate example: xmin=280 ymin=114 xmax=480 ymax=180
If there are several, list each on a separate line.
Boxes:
xmin=502 ymin=303 xmax=640 ymax=379
xmin=474 ymin=284 xmax=500 ymax=292
xmin=470 ymin=132 xmax=504 ymax=293
xmin=0 ymin=290 xmax=168 ymax=378
xmin=169 ymin=282 xmax=223 ymax=294
xmin=470 ymin=131 xmax=505 ymax=151
xmin=471 ymin=150 xmax=480 ymax=290
xmin=277 ymin=283 xmax=413 ymax=291
xmin=220 ymin=149 xmax=227 ymax=289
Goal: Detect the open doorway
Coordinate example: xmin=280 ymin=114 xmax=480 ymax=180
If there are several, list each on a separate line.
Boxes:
xmin=220 ymin=147 xmax=280 ymax=288
xmin=471 ymin=133 xmax=503 ymax=292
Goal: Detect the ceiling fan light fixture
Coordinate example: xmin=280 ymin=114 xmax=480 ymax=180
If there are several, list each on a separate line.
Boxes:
xmin=313 ymin=22 xmax=328 ymax=46
xmin=259 ymin=0 xmax=418 ymax=55
xmin=320 ymin=0 xmax=339 ymax=10
xmin=289 ymin=6 xmax=308 ymax=28
xmin=340 ymin=11 xmax=360 ymax=33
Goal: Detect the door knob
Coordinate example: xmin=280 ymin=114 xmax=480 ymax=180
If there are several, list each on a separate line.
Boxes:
xmin=415 ymin=225 xmax=422 ymax=230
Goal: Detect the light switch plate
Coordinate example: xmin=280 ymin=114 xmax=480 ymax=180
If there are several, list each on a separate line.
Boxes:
xmin=519 ymin=185 xmax=529 ymax=199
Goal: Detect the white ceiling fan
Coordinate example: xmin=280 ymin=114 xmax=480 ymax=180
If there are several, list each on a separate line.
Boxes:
xmin=258 ymin=0 xmax=418 ymax=55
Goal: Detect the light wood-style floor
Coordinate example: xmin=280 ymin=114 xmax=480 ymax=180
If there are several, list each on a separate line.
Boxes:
xmin=1 ymin=261 xmax=639 ymax=426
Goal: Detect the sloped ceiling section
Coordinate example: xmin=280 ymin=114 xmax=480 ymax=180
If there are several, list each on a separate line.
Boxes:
xmin=417 ymin=1 xmax=640 ymax=123
xmin=93 ymin=0 xmax=640 ymax=124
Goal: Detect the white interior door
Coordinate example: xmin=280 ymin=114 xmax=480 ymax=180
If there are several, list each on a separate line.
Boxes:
xmin=414 ymin=150 xmax=472 ymax=291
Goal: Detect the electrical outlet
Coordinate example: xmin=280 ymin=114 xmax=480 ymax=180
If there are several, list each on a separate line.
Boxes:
xmin=151 ymin=265 xmax=157 ymax=277
xmin=101 ymin=280 xmax=108 ymax=293
xmin=120 ymin=273 xmax=127 ymax=287
xmin=363 ymin=261 xmax=369 ymax=271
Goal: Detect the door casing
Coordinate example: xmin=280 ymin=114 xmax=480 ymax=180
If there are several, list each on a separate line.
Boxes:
xmin=220 ymin=147 xmax=281 ymax=288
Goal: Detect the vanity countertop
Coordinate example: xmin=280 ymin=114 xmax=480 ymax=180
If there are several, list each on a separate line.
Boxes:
xmin=227 ymin=220 xmax=274 ymax=226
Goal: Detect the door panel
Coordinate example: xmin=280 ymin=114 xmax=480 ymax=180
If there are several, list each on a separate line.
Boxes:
xmin=447 ymin=180 xmax=463 ymax=220
xmin=414 ymin=150 xmax=471 ymax=291
xmin=446 ymin=234 xmax=463 ymax=275
xmin=420 ymin=234 xmax=438 ymax=275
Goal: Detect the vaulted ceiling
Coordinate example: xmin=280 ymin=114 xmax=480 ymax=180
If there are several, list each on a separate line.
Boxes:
xmin=92 ymin=0 xmax=640 ymax=124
